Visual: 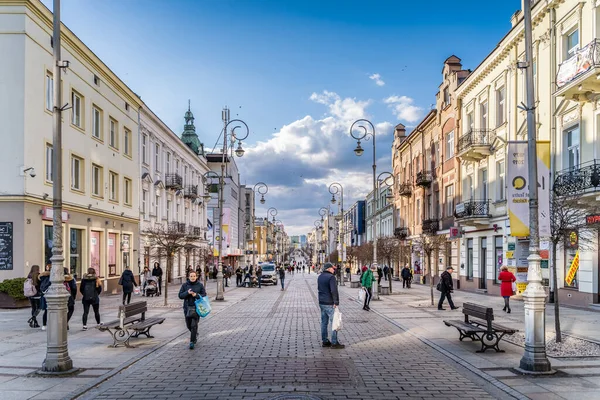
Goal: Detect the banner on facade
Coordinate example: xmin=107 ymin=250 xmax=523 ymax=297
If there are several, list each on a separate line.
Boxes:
xmin=507 ymin=141 xmax=550 ymax=237
xmin=565 ymin=250 xmax=580 ymax=286
xmin=507 ymin=142 xmax=529 ymax=236
xmin=557 ymin=41 xmax=596 ymax=87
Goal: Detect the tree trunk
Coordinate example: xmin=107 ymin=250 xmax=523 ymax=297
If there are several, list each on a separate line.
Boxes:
xmin=428 ymin=252 xmax=434 ymax=306
xmin=552 ymin=241 xmax=562 ymax=342
xmin=163 ymin=254 xmax=172 ymax=307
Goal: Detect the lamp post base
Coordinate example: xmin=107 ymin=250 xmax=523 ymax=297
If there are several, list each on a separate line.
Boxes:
xmin=41 ymin=290 xmax=73 ymax=373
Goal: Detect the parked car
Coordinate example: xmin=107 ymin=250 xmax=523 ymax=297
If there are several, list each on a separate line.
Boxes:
xmin=259 ymin=263 xmax=278 ymax=285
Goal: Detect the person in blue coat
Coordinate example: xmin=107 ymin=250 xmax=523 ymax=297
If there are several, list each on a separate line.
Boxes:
xmin=118 ymin=266 xmax=138 ymax=305
xmin=178 ymin=271 xmax=206 ymax=349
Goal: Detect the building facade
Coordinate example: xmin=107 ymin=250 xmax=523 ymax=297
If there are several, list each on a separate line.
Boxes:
xmin=0 ymin=0 xmax=140 ymax=293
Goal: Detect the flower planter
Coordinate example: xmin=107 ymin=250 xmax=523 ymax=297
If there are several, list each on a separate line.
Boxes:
xmin=0 ymin=292 xmax=29 ymax=309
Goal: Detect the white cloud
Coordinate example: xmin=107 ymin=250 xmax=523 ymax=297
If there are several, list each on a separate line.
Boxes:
xmin=237 ymin=90 xmax=395 ymax=236
xmin=384 ymin=95 xmax=424 ymax=123
xmin=369 ymin=73 xmax=385 ymax=87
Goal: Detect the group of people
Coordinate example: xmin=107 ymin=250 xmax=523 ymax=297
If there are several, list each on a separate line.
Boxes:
xmin=25 ymin=263 xmax=102 ymax=331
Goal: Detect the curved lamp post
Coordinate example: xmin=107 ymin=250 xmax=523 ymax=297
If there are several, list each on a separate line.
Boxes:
xmin=266 ymin=207 xmax=278 ymax=262
xmin=215 ymin=116 xmax=249 ymax=301
xmin=329 ymin=182 xmax=345 ymax=286
xmin=377 ymin=171 xmax=396 ymax=293
xmin=200 ymin=171 xmax=220 ymax=286
xmin=318 ymin=207 xmax=331 ymax=264
xmin=350 ymin=119 xmax=379 ymax=298
xmin=314 ymin=220 xmax=323 ymax=266
xmin=251 ymin=182 xmax=268 ymax=277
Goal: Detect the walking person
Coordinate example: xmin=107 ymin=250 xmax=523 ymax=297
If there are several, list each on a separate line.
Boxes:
xmin=236 ymin=266 xmax=243 ymax=287
xmin=64 ymin=268 xmax=77 ymax=329
xmin=361 ymin=265 xmax=374 ymax=311
xmin=278 ymin=266 xmax=285 ymax=291
xmin=401 ymin=264 xmax=411 ymax=289
xmin=118 ymin=266 xmax=138 ymax=305
xmin=39 ymin=263 xmax=52 ymax=331
xmin=80 ymin=268 xmax=102 ymax=330
xmin=152 ymin=262 xmax=163 ymax=296
xmin=438 ymin=266 xmax=459 ymax=310
xmin=317 ymin=262 xmax=344 ymax=349
xmin=256 ymin=265 xmax=262 ymax=289
xmin=377 ymin=265 xmax=383 ymax=286
xmin=141 ymin=266 xmax=152 ymax=296
xmin=25 ymin=264 xmax=41 ymax=328
xmin=498 ymin=266 xmax=517 ymax=313
xmin=178 ymin=271 xmax=206 ymax=350
xmin=383 ymin=265 xmax=389 ymax=281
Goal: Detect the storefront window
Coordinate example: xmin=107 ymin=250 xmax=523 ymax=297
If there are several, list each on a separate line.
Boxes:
xmin=467 ymin=239 xmax=474 ymax=279
xmin=69 ymin=228 xmax=83 ymax=278
xmin=108 ymin=233 xmax=117 ymax=277
xmin=44 ymin=225 xmax=53 ymax=266
xmin=564 ymin=230 xmax=579 ymax=289
xmin=90 ymin=231 xmax=101 ymax=276
xmin=495 ymin=236 xmax=503 ymax=283
xmin=122 ymin=234 xmax=131 ymax=273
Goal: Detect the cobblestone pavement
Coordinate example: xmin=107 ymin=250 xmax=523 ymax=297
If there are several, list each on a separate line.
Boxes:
xmin=80 ymin=273 xmax=509 ymax=400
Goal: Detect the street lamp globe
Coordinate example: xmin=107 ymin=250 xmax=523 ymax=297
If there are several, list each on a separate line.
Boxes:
xmin=330 ymin=194 xmax=336 ymax=204
xmin=354 ymin=141 xmax=364 ymax=156
xmin=235 ymin=142 xmax=245 ymax=157
xmin=260 ymin=195 xmax=266 ymax=204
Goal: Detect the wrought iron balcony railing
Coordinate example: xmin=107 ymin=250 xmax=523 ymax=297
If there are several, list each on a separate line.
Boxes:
xmin=457 ymin=129 xmax=491 ymax=154
xmin=169 ymin=222 xmax=186 ymax=233
xmin=397 ymin=183 xmax=412 ymax=197
xmin=455 ymin=199 xmax=490 ymax=219
xmin=415 ymin=171 xmax=432 ymax=187
xmin=394 ymin=227 xmax=409 ymax=239
xmin=184 ymin=185 xmax=198 ymax=198
xmin=422 ymin=218 xmax=439 ymax=235
xmin=553 ymin=160 xmax=600 ymax=197
xmin=165 ymin=173 xmax=183 ymax=190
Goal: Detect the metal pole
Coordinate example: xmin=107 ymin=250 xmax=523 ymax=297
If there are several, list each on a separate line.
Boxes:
xmin=43 ymin=0 xmax=73 ymax=373
xmin=340 ymin=186 xmax=345 ymax=285
xmin=372 ymin=130 xmax=379 ymax=300
xmin=519 ymin=0 xmax=551 ymax=373
xmin=216 ymin=109 xmax=228 ymax=301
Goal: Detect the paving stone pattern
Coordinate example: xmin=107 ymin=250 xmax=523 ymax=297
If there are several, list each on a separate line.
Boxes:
xmin=88 ymin=274 xmax=496 ymax=400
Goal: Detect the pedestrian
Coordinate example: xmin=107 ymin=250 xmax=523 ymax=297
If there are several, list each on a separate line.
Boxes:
xmin=437 ymin=266 xmax=459 ymax=310
xmin=141 ymin=266 xmax=152 ymax=296
xmin=317 ymin=262 xmax=344 ymax=349
xmin=256 ymin=265 xmax=262 ymax=289
xmin=204 ymin=265 xmax=210 ymax=282
xmin=345 ymin=266 xmax=350 ymax=282
xmin=302 ymin=265 xmax=305 ymax=273
xmin=383 ymin=265 xmax=389 ymax=281
xmin=361 ymin=265 xmax=374 ymax=311
xmin=118 ymin=266 xmax=138 ymax=305
xmin=64 ymin=268 xmax=77 ymax=329
xmin=178 ymin=271 xmax=206 ymax=350
xmin=377 ymin=265 xmax=383 ymax=286
xmin=152 ymin=262 xmax=163 ymax=296
xmin=39 ymin=262 xmax=51 ymax=331
xmin=401 ymin=264 xmax=412 ymax=288
xmin=498 ymin=266 xmax=517 ymax=313
xmin=236 ymin=266 xmax=243 ymax=287
xmin=80 ymin=268 xmax=102 ymax=330
xmin=278 ymin=266 xmax=285 ymax=291
xmin=38 ymin=264 xmax=76 ymax=330
xmin=25 ymin=264 xmax=41 ymax=328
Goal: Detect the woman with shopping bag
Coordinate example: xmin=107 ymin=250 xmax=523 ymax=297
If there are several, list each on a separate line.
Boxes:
xmin=498 ymin=266 xmax=517 ymax=313
xmin=178 ymin=271 xmax=206 ymax=349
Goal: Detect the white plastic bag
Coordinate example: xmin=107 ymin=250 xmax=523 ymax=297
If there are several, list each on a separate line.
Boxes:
xmin=511 ymin=281 xmax=517 ymax=294
xmin=358 ymin=287 xmax=365 ymax=302
xmin=332 ymin=308 xmax=343 ymax=331
xmin=134 ymin=287 xmax=141 ymax=295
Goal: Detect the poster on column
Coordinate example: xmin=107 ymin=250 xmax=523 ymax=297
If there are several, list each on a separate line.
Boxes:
xmin=506 ymin=141 xmax=550 ymax=237
xmin=90 ymin=231 xmax=100 ymax=276
xmin=222 ymin=208 xmax=230 ymax=255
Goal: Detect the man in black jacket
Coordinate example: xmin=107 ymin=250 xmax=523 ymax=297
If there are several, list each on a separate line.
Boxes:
xmin=317 ymin=262 xmax=344 ymax=349
xmin=152 ymin=262 xmax=163 ymax=296
xmin=438 ymin=266 xmax=459 ymax=310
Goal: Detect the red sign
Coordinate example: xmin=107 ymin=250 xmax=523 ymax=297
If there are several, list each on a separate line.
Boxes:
xmin=41 ymin=207 xmax=68 ymax=222
xmin=449 ymin=227 xmax=462 ymax=239
xmin=586 ymin=215 xmax=600 ymax=225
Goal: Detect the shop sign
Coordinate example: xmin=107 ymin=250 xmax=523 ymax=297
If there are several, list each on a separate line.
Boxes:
xmin=586 ymin=215 xmax=600 ymax=225
xmin=121 ymin=234 xmax=130 ymax=252
xmin=0 ymin=222 xmax=13 ymax=270
xmin=565 ymin=250 xmax=580 ymax=286
xmin=41 ymin=207 xmax=68 ymax=222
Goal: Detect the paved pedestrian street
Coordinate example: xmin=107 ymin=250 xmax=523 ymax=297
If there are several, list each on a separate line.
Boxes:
xmin=81 ymin=273 xmax=503 ymax=400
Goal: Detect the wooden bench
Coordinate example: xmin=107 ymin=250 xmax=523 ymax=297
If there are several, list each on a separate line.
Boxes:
xmin=350 ymin=281 xmax=361 ymax=288
xmin=97 ymin=301 xmax=165 ymax=348
xmin=443 ymin=302 xmax=517 ymax=353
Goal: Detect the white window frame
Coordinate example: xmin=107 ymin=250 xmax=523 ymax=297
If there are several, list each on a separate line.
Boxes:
xmin=92 ymin=106 xmax=101 ymax=139
xmin=109 ymin=171 xmax=118 ymax=201
xmin=481 ymin=168 xmax=488 ymax=200
xmin=109 ymin=119 xmax=118 ymax=149
xmin=91 ymin=164 xmax=102 ymax=197
xmin=45 ymin=143 xmax=53 ymax=183
xmin=565 ymin=124 xmax=580 ymax=170
xmin=142 ymin=134 xmax=148 ymax=164
xmin=71 ymin=156 xmax=83 ymax=191
xmin=480 ymin=101 xmax=488 ymax=129
xmin=124 ymin=178 xmax=132 ymax=206
xmin=72 ymin=91 xmax=82 ymax=128
xmin=496 ymin=86 xmax=506 ymax=127
xmin=445 ymin=185 xmax=454 ymax=217
xmin=155 ymin=143 xmax=160 ymax=171
xmin=496 ymin=160 xmax=505 ymax=201
xmin=566 ymin=27 xmax=579 ymax=60
xmin=124 ymin=129 xmax=131 ymax=156
xmin=446 ymin=131 xmax=454 ymax=160
xmin=45 ymin=73 xmax=53 ymax=111
xmin=142 ymin=190 xmax=148 ymax=219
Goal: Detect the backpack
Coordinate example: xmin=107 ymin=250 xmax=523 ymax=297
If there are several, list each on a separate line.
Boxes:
xmin=83 ymin=281 xmax=97 ymax=302
xmin=23 ymin=278 xmax=37 ymax=297
xmin=40 ymin=277 xmax=51 ymax=293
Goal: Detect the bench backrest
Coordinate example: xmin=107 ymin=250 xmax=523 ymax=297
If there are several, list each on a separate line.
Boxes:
xmin=118 ymin=301 xmax=147 ymax=328
xmin=463 ymin=302 xmax=494 ymax=332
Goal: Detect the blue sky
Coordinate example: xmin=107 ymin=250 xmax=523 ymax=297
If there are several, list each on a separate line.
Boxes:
xmin=42 ymin=0 xmax=522 ymax=235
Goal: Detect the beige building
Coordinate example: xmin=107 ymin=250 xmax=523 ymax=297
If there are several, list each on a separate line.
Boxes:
xmin=0 ymin=0 xmax=140 ymax=292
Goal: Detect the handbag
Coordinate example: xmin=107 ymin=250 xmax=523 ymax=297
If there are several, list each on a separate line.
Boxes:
xmin=186 ymin=305 xmax=198 ymax=318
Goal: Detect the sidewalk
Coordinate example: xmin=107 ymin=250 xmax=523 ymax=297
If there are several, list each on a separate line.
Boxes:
xmin=0 ymin=278 xmax=254 ymax=400
xmin=340 ymin=280 xmax=600 ymax=400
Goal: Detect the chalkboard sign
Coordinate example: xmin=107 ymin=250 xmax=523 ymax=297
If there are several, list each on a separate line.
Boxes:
xmin=0 ymin=222 xmax=13 ymax=270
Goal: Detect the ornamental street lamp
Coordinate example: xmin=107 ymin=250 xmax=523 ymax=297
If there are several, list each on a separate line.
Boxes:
xmin=275 ymin=220 xmax=284 ymax=264
xmin=266 ymin=207 xmax=278 ymax=262
xmin=329 ymin=182 xmax=345 ymax=286
xmin=319 ymin=207 xmax=331 ymax=264
xmin=350 ymin=119 xmax=379 ymax=299
xmin=314 ymin=220 xmax=323 ymax=266
xmin=377 ymin=171 xmax=395 ymax=293
xmin=215 ymin=110 xmax=250 ymax=301
xmin=201 ymin=171 xmax=220 ymax=287
xmin=251 ymin=182 xmax=268 ymax=279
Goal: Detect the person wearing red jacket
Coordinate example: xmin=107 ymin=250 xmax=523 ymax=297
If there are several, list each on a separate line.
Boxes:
xmin=498 ymin=266 xmax=517 ymax=313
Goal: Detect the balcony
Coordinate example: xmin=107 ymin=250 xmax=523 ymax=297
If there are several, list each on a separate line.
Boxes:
xmin=394 ymin=227 xmax=409 ymax=240
xmin=169 ymin=222 xmax=186 ymax=234
xmin=455 ymin=199 xmax=490 ymax=226
xmin=184 ymin=185 xmax=198 ymax=199
xmin=555 ymin=39 xmax=600 ymax=102
xmin=165 ymin=173 xmax=183 ymax=190
xmin=553 ymin=160 xmax=600 ymax=199
xmin=187 ymin=226 xmax=202 ymax=238
xmin=457 ymin=129 xmax=492 ymax=161
xmin=415 ymin=171 xmax=433 ymax=188
xmin=397 ymin=183 xmax=412 ymax=197
xmin=422 ymin=218 xmax=439 ymax=235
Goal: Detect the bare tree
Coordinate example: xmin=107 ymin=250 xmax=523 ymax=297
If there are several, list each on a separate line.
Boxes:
xmin=414 ymin=233 xmax=447 ymax=306
xmin=356 ymin=242 xmax=374 ymax=267
xmin=377 ymin=236 xmax=399 ymax=292
xmin=346 ymin=246 xmax=357 ymax=278
xmin=549 ymin=193 xmax=596 ymax=342
xmin=143 ymin=223 xmax=196 ymax=306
